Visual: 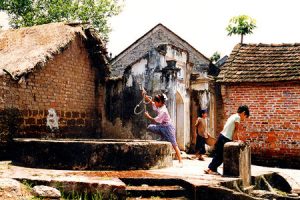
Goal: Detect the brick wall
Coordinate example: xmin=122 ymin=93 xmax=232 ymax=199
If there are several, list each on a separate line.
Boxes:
xmin=219 ymin=82 xmax=300 ymax=168
xmin=0 ymin=36 xmax=104 ymax=138
xmin=215 ymin=83 xmax=224 ymax=137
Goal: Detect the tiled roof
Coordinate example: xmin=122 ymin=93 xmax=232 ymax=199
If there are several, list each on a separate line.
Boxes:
xmin=217 ymin=43 xmax=300 ymax=82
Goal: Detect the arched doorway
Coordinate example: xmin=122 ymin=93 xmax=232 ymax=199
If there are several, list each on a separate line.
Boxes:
xmin=176 ymin=91 xmax=184 ymax=150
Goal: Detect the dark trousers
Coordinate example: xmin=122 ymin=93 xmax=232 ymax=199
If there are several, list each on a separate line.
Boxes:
xmin=208 ymin=134 xmax=231 ymax=172
xmin=195 ymin=134 xmax=206 ymax=154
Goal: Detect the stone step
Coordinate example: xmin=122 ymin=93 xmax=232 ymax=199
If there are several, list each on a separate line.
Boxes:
xmin=121 ymin=178 xmax=190 ymax=187
xmin=122 ymin=178 xmax=193 ymax=199
xmin=126 ymin=185 xmax=187 ymax=198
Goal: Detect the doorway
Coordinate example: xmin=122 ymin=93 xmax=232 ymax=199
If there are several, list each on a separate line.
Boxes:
xmin=176 ymin=91 xmax=184 ymax=150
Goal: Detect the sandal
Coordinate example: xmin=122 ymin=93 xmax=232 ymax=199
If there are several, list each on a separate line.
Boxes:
xmin=204 ymin=169 xmax=220 ymax=175
xmin=190 ymin=156 xmax=197 ymax=160
xmin=198 ymin=156 xmax=204 ymax=161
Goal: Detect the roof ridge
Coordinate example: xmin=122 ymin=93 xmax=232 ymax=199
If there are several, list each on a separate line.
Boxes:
xmin=110 ymin=23 xmax=210 ymax=64
xmin=241 ymin=43 xmax=300 ymax=47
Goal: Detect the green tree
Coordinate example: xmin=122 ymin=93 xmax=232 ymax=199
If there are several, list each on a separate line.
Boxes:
xmin=0 ymin=0 xmax=122 ymax=41
xmin=210 ymin=51 xmax=221 ymax=64
xmin=226 ymin=15 xmax=256 ymax=44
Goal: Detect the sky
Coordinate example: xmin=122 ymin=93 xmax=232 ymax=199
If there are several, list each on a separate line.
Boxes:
xmin=1 ymin=0 xmax=300 ymax=59
xmin=107 ymin=0 xmax=300 ymax=59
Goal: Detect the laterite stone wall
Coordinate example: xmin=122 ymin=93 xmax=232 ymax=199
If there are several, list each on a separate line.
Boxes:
xmin=218 ymin=82 xmax=300 ymax=168
xmin=0 ymin=36 xmax=104 ymax=138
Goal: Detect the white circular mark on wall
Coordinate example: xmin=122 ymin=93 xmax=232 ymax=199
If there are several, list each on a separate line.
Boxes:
xmin=46 ymin=108 xmax=59 ymax=131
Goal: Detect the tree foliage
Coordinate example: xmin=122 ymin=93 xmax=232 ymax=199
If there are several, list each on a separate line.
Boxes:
xmin=0 ymin=0 xmax=122 ymax=41
xmin=226 ymin=15 xmax=256 ymax=44
xmin=210 ymin=51 xmax=221 ymax=64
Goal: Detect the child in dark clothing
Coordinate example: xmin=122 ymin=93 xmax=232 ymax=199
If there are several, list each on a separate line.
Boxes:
xmin=193 ymin=109 xmax=208 ymax=160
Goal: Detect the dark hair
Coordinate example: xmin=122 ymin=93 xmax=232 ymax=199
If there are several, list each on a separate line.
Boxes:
xmin=154 ymin=94 xmax=166 ymax=104
xmin=237 ymin=105 xmax=250 ymax=117
xmin=199 ymin=109 xmax=207 ymax=118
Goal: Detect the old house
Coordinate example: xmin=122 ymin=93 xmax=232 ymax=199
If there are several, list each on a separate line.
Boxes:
xmin=105 ymin=24 xmax=219 ymax=150
xmin=0 ymin=22 xmax=109 ymax=143
xmin=217 ymin=43 xmax=300 ymax=168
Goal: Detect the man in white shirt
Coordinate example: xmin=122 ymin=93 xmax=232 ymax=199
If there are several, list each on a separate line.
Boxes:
xmin=204 ymin=105 xmax=250 ymax=175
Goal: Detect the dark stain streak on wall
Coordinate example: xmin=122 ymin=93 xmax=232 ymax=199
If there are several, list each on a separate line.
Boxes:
xmin=105 ymin=60 xmax=163 ymax=139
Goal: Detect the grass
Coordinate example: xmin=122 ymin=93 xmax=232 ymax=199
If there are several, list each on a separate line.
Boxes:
xmin=273 ymin=188 xmax=288 ymax=196
xmin=150 ymin=196 xmax=161 ymax=199
xmin=21 ymin=180 xmax=34 ymax=191
xmin=61 ymin=190 xmax=118 ymax=200
xmin=20 ymin=179 xmax=119 ymax=200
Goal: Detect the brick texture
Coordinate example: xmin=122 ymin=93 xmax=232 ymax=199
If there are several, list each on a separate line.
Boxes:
xmin=0 ymin=36 xmax=104 ymax=138
xmin=218 ymin=82 xmax=300 ymax=168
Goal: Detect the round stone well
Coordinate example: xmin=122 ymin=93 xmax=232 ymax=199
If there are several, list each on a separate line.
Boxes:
xmin=12 ymin=138 xmax=173 ymax=170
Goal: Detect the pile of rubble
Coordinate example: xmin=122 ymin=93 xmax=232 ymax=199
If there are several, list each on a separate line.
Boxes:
xmin=0 ymin=178 xmax=61 ymax=200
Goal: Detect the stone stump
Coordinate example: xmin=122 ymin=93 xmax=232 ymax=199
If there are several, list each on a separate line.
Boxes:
xmin=223 ymin=141 xmax=251 ymax=187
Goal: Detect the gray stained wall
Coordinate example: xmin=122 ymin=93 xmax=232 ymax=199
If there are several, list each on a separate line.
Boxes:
xmin=104 ymin=24 xmax=217 ymax=150
xmin=104 ymin=46 xmax=183 ymax=141
xmin=110 ymin=24 xmax=210 ymax=79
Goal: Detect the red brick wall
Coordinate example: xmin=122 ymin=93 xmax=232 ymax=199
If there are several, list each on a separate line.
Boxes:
xmin=219 ymin=82 xmax=300 ymax=168
xmin=0 ymin=36 xmax=104 ymax=138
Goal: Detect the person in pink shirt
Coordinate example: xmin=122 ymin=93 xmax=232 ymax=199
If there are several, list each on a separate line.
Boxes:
xmin=143 ymin=92 xmax=183 ymax=166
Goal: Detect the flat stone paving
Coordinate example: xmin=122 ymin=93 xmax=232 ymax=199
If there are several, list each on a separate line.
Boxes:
xmin=0 ymin=155 xmax=299 ymax=194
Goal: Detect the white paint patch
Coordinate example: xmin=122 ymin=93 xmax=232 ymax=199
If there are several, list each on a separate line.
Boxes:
xmin=46 ymin=108 xmax=59 ymax=131
xmin=201 ymin=91 xmax=209 ymax=109
xmin=191 ymin=82 xmax=209 ymax=91
xmin=126 ymin=74 xmax=133 ymax=87
xmin=131 ymin=58 xmax=147 ymax=76
xmin=166 ymin=46 xmax=188 ymax=63
xmin=159 ymin=55 xmax=167 ymax=68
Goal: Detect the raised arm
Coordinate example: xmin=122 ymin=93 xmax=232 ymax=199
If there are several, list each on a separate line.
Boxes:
xmin=142 ymin=89 xmax=153 ymax=104
xmin=232 ymin=121 xmax=240 ymax=141
xmin=195 ymin=117 xmax=200 ymax=127
xmin=144 ymin=95 xmax=153 ymax=104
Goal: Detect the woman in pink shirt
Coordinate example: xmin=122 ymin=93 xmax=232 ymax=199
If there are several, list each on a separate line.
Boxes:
xmin=143 ymin=93 xmax=183 ymax=166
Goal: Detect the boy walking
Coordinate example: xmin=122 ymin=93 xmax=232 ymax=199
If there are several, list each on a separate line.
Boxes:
xmin=204 ymin=105 xmax=250 ymax=175
xmin=193 ymin=109 xmax=209 ymax=160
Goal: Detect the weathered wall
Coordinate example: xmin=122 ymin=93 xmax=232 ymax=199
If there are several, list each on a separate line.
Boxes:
xmin=110 ymin=25 xmax=210 ymax=78
xmin=105 ymin=45 xmax=191 ymax=150
xmin=190 ymin=91 xmax=200 ymax=152
xmin=103 ymin=78 xmax=141 ymax=139
xmin=219 ymin=82 xmax=300 ymax=168
xmin=190 ymin=76 xmax=217 ymax=152
xmin=0 ymin=36 xmax=104 ymax=138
